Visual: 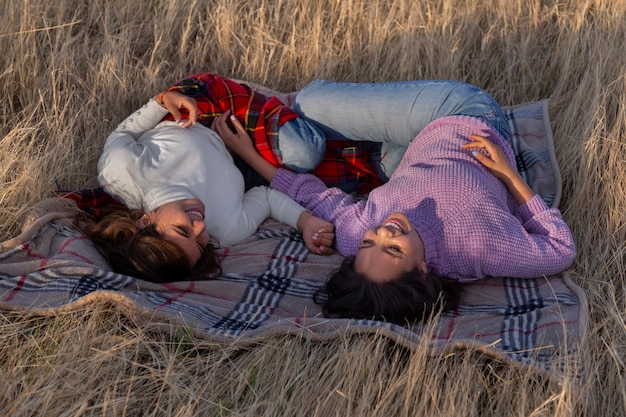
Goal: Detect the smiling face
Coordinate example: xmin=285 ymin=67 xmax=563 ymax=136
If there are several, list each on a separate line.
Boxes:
xmin=137 ymin=199 xmax=210 ymax=268
xmin=354 ymin=212 xmax=427 ymax=283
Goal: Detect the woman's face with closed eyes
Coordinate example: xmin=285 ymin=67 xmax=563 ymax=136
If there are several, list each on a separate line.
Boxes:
xmin=354 ymin=212 xmax=427 ymax=283
xmin=137 ymin=199 xmax=211 ymax=268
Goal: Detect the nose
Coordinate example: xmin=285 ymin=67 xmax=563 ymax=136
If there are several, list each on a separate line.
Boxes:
xmin=191 ymin=217 xmax=204 ymax=232
xmin=377 ymin=225 xmax=397 ymax=237
xmin=193 ymin=220 xmax=210 ymax=244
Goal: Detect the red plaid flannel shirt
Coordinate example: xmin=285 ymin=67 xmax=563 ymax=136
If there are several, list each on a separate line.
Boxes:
xmin=162 ymin=73 xmax=382 ymax=194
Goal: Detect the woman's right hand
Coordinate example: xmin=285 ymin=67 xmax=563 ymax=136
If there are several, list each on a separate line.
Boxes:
xmin=156 ymin=90 xmax=199 ymax=127
xmin=298 ymin=211 xmax=335 ymax=255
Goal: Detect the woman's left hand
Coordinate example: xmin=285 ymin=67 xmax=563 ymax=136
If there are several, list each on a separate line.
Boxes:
xmin=462 ymin=134 xmax=535 ymax=204
xmin=461 ymin=134 xmax=517 ymax=182
xmin=212 ymin=110 xmax=257 ymax=158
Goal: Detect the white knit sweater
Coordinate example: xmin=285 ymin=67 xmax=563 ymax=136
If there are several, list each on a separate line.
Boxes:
xmin=98 ymin=99 xmax=306 ymax=246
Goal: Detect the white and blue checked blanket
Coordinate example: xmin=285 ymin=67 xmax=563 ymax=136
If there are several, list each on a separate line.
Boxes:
xmin=0 ymin=100 xmax=586 ymax=372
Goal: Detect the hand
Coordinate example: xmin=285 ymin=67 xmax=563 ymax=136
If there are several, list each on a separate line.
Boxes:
xmin=157 ymin=91 xmax=198 ymax=127
xmin=461 ymin=134 xmax=518 ymax=182
xmin=211 ymin=110 xmax=257 ymax=157
xmin=461 ymin=134 xmax=534 ymax=204
xmin=213 ymin=109 xmax=279 ymax=182
xmin=297 ymin=211 xmax=335 ymax=255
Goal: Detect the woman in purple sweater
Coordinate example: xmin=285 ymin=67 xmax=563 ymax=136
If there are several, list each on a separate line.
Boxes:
xmin=213 ymin=80 xmax=577 ymax=325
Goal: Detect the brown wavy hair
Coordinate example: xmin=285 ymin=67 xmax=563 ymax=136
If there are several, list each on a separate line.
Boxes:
xmin=315 ymin=257 xmax=463 ymax=325
xmin=76 ymin=210 xmax=221 ymax=283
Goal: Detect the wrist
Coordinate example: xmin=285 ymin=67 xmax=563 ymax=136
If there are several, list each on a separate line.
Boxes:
xmin=504 ymin=173 xmax=535 ymax=205
xmin=155 ymin=91 xmax=168 ymax=108
xmin=296 ymin=210 xmax=312 ymax=232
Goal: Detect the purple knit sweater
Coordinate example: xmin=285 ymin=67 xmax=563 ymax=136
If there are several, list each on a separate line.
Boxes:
xmin=271 ymin=115 xmax=576 ymax=282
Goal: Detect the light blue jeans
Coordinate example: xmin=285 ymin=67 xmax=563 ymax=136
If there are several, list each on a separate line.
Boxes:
xmin=277 ymin=117 xmax=326 ymax=173
xmin=292 ymin=79 xmax=510 ymax=181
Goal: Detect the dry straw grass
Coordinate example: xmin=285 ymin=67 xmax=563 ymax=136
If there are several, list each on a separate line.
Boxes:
xmin=1 ymin=0 xmax=625 ymax=415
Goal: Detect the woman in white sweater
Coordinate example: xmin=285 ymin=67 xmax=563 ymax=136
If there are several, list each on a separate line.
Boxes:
xmin=88 ymin=91 xmax=334 ymax=283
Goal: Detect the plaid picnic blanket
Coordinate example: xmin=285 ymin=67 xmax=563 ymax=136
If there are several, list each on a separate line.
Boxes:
xmin=0 ymin=99 xmax=584 ymax=373
xmin=0 ymin=205 xmax=585 ymax=373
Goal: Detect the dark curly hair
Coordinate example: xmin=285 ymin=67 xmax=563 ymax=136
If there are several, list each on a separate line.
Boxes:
xmin=76 ymin=210 xmax=221 ymax=283
xmin=316 ymin=257 xmax=463 ymax=325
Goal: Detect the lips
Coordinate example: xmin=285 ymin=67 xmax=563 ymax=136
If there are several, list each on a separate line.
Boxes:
xmin=185 ymin=209 xmax=205 ymax=221
xmin=383 ymin=219 xmax=405 ymax=234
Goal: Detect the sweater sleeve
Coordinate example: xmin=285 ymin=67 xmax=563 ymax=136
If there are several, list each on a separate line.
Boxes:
xmin=217 ymin=186 xmax=272 ymax=245
xmin=515 ymin=195 xmax=577 ymax=273
xmin=271 ymin=169 xmax=357 ymax=221
xmin=450 ymin=194 xmax=577 ymax=281
xmin=102 ymin=99 xmax=169 ymax=150
xmin=271 ymin=168 xmax=367 ymax=256
xmin=217 ymin=185 xmax=307 ymax=245
xmin=97 ymin=99 xmax=170 ymax=209
xmin=265 ymin=188 xmax=307 ymax=230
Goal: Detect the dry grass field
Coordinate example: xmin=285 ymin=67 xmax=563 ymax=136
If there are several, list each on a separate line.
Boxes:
xmin=1 ymin=0 xmax=625 ymax=415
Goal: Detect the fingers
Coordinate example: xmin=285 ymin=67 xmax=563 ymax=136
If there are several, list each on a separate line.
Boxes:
xmin=211 ymin=110 xmax=247 ymax=138
xmin=176 ymin=95 xmax=198 ymax=127
xmin=160 ymin=91 xmax=199 ymax=128
xmin=213 ymin=110 xmax=237 ymax=132
xmin=307 ymin=240 xmax=334 ymax=255
xmin=316 ymin=245 xmax=334 ymax=256
xmin=461 ymin=135 xmax=491 ymax=153
xmin=461 ymin=135 xmax=493 ymax=148
xmin=312 ymin=230 xmax=334 ymax=247
xmin=311 ymin=224 xmax=335 ymax=255
xmin=170 ymin=107 xmax=183 ymax=124
xmin=184 ymin=99 xmax=198 ymax=125
xmin=178 ymin=119 xmax=194 ymax=128
xmin=461 ymin=134 xmax=517 ymax=182
xmin=212 ymin=110 xmax=232 ymax=136
xmin=467 ymin=134 xmax=490 ymax=144
xmin=462 ymin=134 xmax=500 ymax=160
xmin=229 ymin=114 xmax=248 ymax=135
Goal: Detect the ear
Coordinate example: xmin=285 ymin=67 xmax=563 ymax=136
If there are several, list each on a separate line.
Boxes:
xmin=135 ymin=213 xmax=152 ymax=229
xmin=419 ymin=260 xmax=427 ymax=275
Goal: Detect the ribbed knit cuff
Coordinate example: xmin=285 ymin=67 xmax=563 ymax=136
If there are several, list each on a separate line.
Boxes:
xmin=270 ymin=168 xmax=298 ymax=194
xmin=517 ymin=194 xmax=549 ymax=222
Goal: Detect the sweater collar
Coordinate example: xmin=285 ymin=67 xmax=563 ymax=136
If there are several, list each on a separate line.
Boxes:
xmin=143 ymin=185 xmax=196 ymax=212
xmin=410 ymin=215 xmax=443 ymax=274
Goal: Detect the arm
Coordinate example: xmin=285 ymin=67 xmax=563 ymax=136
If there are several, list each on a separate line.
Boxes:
xmin=102 ymin=99 xmax=168 ymax=150
xmin=264 ymin=187 xmax=335 ymax=255
xmin=100 ymin=91 xmax=200 ymax=176
xmin=472 ymin=195 xmax=576 ymax=278
xmin=97 ymin=91 xmax=205 ymax=210
xmin=459 ymin=135 xmax=576 ymax=277
xmin=102 ymin=91 xmax=199 ymax=151
xmin=213 ymin=111 xmax=334 ymax=254
xmin=97 ymin=98 xmax=171 ymax=209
